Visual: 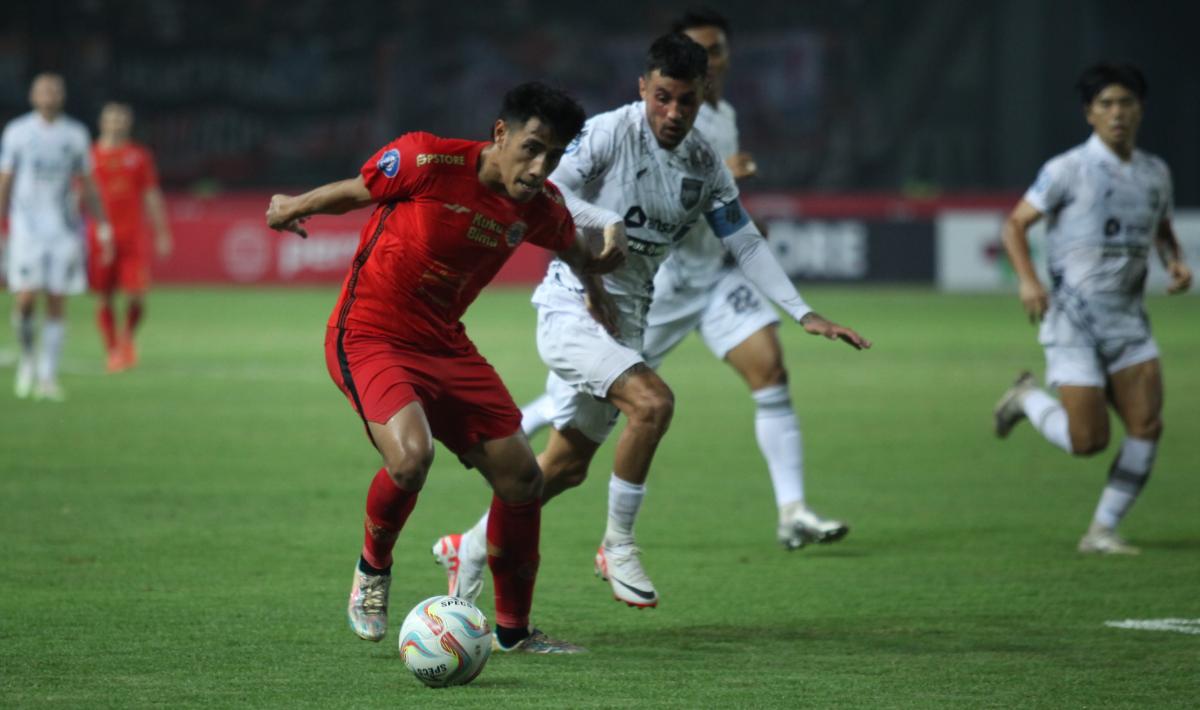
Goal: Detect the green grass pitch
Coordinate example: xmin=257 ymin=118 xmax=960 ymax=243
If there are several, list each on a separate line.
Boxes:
xmin=1 ymin=286 xmax=1197 ymax=708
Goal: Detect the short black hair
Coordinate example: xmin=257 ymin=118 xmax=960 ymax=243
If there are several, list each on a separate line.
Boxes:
xmin=644 ymin=33 xmax=708 ymax=83
xmin=497 ymin=81 xmax=586 ymax=145
xmin=1076 ymin=63 xmax=1147 ymax=105
xmin=671 ymin=8 xmax=732 ymax=40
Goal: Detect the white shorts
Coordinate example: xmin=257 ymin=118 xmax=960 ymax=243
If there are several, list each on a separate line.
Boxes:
xmin=1044 ymin=338 xmax=1160 ymax=388
xmin=5 ymin=230 xmax=86 ymax=295
xmin=1038 ymin=300 xmax=1158 ymax=387
xmin=643 ymin=269 xmax=779 ymax=368
xmin=535 ymin=295 xmax=644 ymax=443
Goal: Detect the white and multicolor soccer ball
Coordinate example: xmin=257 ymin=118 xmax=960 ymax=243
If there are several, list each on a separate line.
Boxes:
xmin=398 ymin=595 xmax=492 ymax=687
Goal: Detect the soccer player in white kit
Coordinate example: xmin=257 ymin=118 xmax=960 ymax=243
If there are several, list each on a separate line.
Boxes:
xmin=434 ymin=34 xmax=870 ymax=608
xmin=993 ymin=63 xmax=1191 ymax=555
xmin=1 ymin=73 xmax=113 ymax=401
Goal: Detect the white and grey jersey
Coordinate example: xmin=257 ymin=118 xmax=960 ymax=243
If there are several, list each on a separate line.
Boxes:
xmin=534 ymin=101 xmax=740 ymax=339
xmin=0 ymin=112 xmax=92 ymax=238
xmin=656 ymin=100 xmax=739 ymax=293
xmin=1025 ymin=133 xmax=1172 ymax=311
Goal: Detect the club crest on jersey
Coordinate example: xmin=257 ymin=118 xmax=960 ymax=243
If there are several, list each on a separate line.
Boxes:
xmin=506 ymin=221 xmax=527 ymax=247
xmin=680 ymin=178 xmax=703 ymax=209
xmin=377 ymin=149 xmax=400 ymax=178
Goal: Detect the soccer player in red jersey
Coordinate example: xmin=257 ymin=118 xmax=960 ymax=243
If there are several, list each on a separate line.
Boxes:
xmin=88 ymin=102 xmax=173 ymax=372
xmin=265 ymin=82 xmax=626 ymax=654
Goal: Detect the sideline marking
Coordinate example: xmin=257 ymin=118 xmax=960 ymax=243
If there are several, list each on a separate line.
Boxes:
xmin=1105 ymin=618 xmax=1200 ymax=635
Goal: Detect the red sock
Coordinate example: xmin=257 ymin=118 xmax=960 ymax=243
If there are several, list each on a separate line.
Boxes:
xmin=125 ymin=301 xmax=144 ymax=340
xmin=361 ymin=468 xmax=419 ymax=570
xmin=97 ymin=304 xmax=117 ymax=351
xmin=487 ymin=496 xmax=541 ymax=629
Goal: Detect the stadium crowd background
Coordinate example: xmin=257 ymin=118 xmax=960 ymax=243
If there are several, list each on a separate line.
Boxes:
xmin=2 ymin=0 xmax=1196 ymax=200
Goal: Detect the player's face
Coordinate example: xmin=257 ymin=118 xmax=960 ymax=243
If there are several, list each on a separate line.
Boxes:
xmin=493 ymin=117 xmax=569 ymax=202
xmin=29 ymin=75 xmax=66 ymax=115
xmin=683 ymin=26 xmax=730 ymax=94
xmin=99 ymin=105 xmax=134 ymax=141
xmin=1085 ymin=84 xmax=1142 ymax=152
xmin=639 ymin=70 xmax=704 ymax=150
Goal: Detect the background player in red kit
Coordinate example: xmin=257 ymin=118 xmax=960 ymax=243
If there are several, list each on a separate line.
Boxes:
xmin=87 ymin=102 xmax=173 ymax=372
xmin=265 ymin=82 xmax=626 ymax=654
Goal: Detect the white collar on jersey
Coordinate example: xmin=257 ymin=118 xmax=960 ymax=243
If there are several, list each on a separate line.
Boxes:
xmin=1085 ymin=131 xmax=1136 ymax=166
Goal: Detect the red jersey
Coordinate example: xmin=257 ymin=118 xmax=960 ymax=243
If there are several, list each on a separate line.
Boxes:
xmin=91 ymin=142 xmax=159 ymax=244
xmin=329 ymin=132 xmax=575 ymax=350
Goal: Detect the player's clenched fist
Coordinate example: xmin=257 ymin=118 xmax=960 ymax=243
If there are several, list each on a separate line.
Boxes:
xmin=266 ymin=194 xmax=308 ymax=238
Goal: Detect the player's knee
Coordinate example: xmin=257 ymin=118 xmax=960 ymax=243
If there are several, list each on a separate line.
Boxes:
xmin=382 ymin=442 xmax=434 ymax=490
xmin=498 ymin=462 xmax=544 ymax=502
xmin=549 ymin=459 xmax=590 ymax=492
xmin=751 ymin=361 xmax=787 ymax=389
xmin=627 ymin=388 xmax=674 ymax=435
xmin=1069 ymin=431 xmax=1109 ymax=457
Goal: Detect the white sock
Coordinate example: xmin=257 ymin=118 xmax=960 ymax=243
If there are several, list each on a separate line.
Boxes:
xmin=38 ymin=319 xmax=65 ymax=382
xmin=605 ymin=474 xmax=645 ymax=546
xmin=520 ymin=393 xmax=555 ymax=436
xmin=12 ymin=310 xmax=35 ymax=358
xmin=752 ymin=385 xmax=806 ymax=509
xmin=1092 ymin=437 xmax=1156 ymax=529
xmin=462 ymin=511 xmax=489 ymax=567
xmin=1021 ymin=388 xmax=1073 ymax=453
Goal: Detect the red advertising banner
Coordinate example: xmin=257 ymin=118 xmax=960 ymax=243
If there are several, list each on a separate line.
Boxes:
xmin=151 ymin=191 xmax=1021 ymax=285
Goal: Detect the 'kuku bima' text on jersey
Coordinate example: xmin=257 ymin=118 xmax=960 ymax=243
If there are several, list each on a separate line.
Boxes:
xmin=0 ymin=112 xmax=92 ymax=238
xmin=657 ymin=99 xmax=740 ymax=293
xmin=536 ymin=101 xmax=740 ymax=339
xmin=329 ymin=132 xmax=575 ymax=351
xmin=1024 ymin=132 xmax=1173 ymax=345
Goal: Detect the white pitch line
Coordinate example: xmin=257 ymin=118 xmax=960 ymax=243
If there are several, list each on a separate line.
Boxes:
xmin=1105 ymin=618 xmax=1200 ymax=635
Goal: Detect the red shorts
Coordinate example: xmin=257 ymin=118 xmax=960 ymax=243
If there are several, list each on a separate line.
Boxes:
xmin=324 ymin=327 xmax=522 ymax=455
xmin=88 ymin=235 xmax=149 ymax=293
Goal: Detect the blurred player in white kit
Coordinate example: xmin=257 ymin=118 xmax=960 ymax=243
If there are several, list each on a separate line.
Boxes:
xmin=1 ymin=73 xmax=112 ymax=401
xmin=993 ymin=63 xmax=1191 ymax=555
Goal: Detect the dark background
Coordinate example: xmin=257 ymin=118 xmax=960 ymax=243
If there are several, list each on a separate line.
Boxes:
xmin=3 ymin=0 xmax=1196 ymax=200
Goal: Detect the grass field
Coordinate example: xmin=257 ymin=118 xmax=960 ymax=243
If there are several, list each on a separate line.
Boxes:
xmin=1 ymin=286 xmax=1197 ymax=708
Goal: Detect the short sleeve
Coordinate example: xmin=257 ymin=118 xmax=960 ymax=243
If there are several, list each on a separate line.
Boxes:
xmin=360 ymin=132 xmax=426 ymax=203
xmin=0 ymin=123 xmax=16 ymax=173
xmin=1023 ymin=155 xmax=1071 ymax=214
xmin=525 ymin=185 xmax=576 ymax=252
xmin=706 ymin=159 xmax=740 ymax=212
xmin=75 ymin=125 xmax=93 ymax=175
xmin=1159 ymin=160 xmax=1174 ymax=223
xmin=550 ymin=114 xmax=616 ymax=194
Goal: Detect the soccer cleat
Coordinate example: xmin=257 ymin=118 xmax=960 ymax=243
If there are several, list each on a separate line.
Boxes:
xmin=594 ymin=542 xmax=658 ymax=608
xmin=777 ymin=503 xmax=850 ymax=550
xmin=347 ymin=565 xmax=391 ymax=642
xmin=120 ymin=339 xmax=139 ymax=370
xmin=431 ymin=534 xmax=485 ymax=604
xmin=492 ymin=627 xmax=587 ymax=654
xmin=33 ymin=379 xmax=66 ymax=403
xmin=106 ymin=348 xmax=127 ymax=374
xmin=1078 ymin=525 xmax=1141 ymax=555
xmin=994 ymin=371 xmax=1036 ymax=438
xmin=14 ymin=359 xmax=35 ymax=399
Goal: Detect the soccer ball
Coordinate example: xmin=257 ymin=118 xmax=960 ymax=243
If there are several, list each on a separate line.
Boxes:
xmin=398 ymin=595 xmax=492 ymax=687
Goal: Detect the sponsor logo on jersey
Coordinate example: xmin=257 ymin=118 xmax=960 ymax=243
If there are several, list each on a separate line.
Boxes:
xmin=442 ymin=203 xmax=471 ymax=214
xmin=623 ymin=205 xmax=679 ymax=235
xmin=626 ymin=236 xmax=667 ymax=257
xmin=377 ymin=149 xmax=400 ymax=177
xmin=417 ymin=153 xmax=466 ymax=167
xmin=1104 ymin=217 xmax=1121 ymax=237
xmin=506 ymin=221 xmax=527 ymax=247
xmin=680 ymin=178 xmax=703 ymax=209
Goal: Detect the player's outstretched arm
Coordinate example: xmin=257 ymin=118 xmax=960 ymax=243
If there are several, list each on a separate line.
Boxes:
xmin=1001 ymin=199 xmax=1048 ymax=322
xmin=266 ymin=177 xmax=373 ymax=238
xmin=1155 ymin=219 xmax=1191 ymax=294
